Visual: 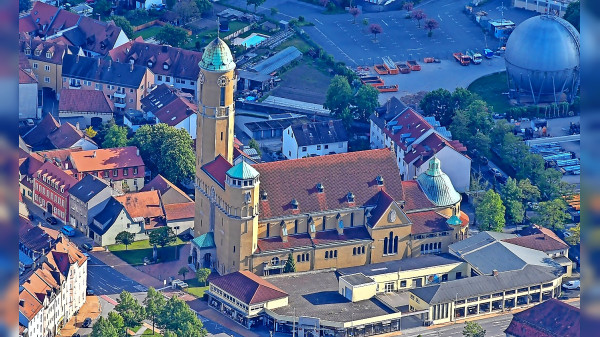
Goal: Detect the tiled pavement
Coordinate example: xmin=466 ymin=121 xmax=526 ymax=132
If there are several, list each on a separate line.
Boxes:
xmin=91 ymin=250 xmax=164 ymax=289
xmin=58 ymin=296 xmax=101 ymax=336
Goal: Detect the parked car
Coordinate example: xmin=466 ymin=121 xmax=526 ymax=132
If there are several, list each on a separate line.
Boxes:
xmin=25 ymin=118 xmax=34 ymax=126
xmin=46 ymin=217 xmax=58 ymax=225
xmin=480 ymin=157 xmax=489 ymax=165
xmin=61 ymin=225 xmax=76 ymax=237
xmin=82 ymin=318 xmax=92 ymax=328
xmin=496 ymin=175 xmax=508 ymax=184
xmin=86 ymin=288 xmax=95 ymax=296
xmin=489 ymin=168 xmax=501 ymax=177
xmin=81 ymin=243 xmax=93 ymax=251
xmin=563 ymin=230 xmax=573 ymax=239
xmin=562 ymin=280 xmax=580 ymax=290
xmin=73 ymin=334 xmax=80 ymax=337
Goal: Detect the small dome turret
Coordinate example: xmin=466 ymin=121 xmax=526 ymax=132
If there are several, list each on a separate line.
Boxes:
xmin=199 ymin=38 xmax=236 ymax=72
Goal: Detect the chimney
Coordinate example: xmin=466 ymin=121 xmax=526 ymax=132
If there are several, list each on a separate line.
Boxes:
xmin=136 ymin=148 xmax=140 ymax=156
xmin=280 ymin=220 xmax=288 ymax=243
xmin=76 ymin=122 xmax=80 ymax=129
xmin=92 ymin=151 xmax=96 ymax=158
xmin=308 ymin=216 xmax=315 ymax=239
xmin=76 ymin=54 xmax=80 ymax=63
xmin=108 ymin=59 xmax=112 ymax=69
xmin=492 ymin=270 xmax=498 ymax=276
xmin=130 ymin=63 xmax=134 ymax=72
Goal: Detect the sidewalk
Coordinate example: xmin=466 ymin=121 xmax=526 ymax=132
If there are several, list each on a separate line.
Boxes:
xmin=92 ymin=249 xmax=164 ymax=289
xmin=59 ymin=296 xmax=101 ymax=336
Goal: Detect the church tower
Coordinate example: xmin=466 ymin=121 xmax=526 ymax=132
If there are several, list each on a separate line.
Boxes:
xmin=196 ymin=38 xmax=236 ymax=166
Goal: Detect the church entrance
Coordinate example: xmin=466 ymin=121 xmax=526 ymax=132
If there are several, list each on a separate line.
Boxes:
xmin=203 ymin=253 xmax=212 ymax=268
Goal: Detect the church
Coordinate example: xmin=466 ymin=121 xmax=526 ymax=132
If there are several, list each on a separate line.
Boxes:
xmin=191 ymin=38 xmax=469 ymax=276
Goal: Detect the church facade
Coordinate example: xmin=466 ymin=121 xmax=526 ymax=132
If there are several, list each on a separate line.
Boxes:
xmin=192 ymin=39 xmax=469 ymax=276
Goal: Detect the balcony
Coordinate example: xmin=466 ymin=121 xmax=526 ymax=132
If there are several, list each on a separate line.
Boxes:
xmin=114 ymin=101 xmax=126 ymax=109
xmin=69 ymin=82 xmax=81 ymax=89
xmin=113 ymin=91 xmax=126 ymax=98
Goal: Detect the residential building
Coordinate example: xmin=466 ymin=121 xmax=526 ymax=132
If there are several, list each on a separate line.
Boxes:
xmin=165 ymin=202 xmax=195 ymax=235
xmin=141 ymin=84 xmax=197 ymax=139
xmin=19 ymin=38 xmax=70 ymax=92
xmin=116 ymin=190 xmax=165 ymax=233
xmin=370 ymin=97 xmax=471 ymax=192
xmin=67 ymin=146 xmax=146 ymax=191
xmin=18 ymin=237 xmax=87 ymax=337
xmin=71 ymin=3 xmax=93 ymax=16
xmin=88 ymin=196 xmax=133 ymax=245
xmin=504 ymin=299 xmax=580 ymax=337
xmin=141 ymin=174 xmax=193 ymax=205
xmin=282 ymin=120 xmax=348 ymax=159
xmin=22 ymin=113 xmax=98 ymax=151
xmin=19 ymin=216 xmax=57 ymax=274
xmin=19 ymin=2 xmax=129 ymax=57
xmin=513 ymin=0 xmax=575 ymax=16
xmin=68 ymin=174 xmax=114 ymax=233
xmin=241 ymin=114 xmax=309 ymax=141
xmin=191 ymin=39 xmax=469 ymax=277
xmin=19 ymin=67 xmax=40 ymax=120
xmin=58 ymin=88 xmax=115 ymax=127
xmin=61 ymin=54 xmax=155 ymax=111
xmin=109 ymin=38 xmax=203 ymax=98
xmin=32 ymin=161 xmax=78 ymax=222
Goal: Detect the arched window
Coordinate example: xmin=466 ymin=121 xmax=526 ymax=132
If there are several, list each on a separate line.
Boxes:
xmin=429 ymin=243 xmax=433 ymax=251
xmin=456 ymin=233 xmax=458 ymax=240
xmin=383 ymin=237 xmax=388 ymax=255
xmin=388 ymin=232 xmax=394 ymax=254
xmin=325 ymin=251 xmax=329 ymax=259
xmin=353 ymin=247 xmax=357 ymax=255
xmin=421 ymin=244 xmax=425 ymax=253
xmin=334 ymin=250 xmax=338 ymax=258
xmin=362 ymin=246 xmax=365 ymax=254
xmin=271 ymin=257 xmax=279 ymax=265
xmin=394 ymin=236 xmax=398 ymax=254
xmin=297 ymin=255 xmax=301 ymax=262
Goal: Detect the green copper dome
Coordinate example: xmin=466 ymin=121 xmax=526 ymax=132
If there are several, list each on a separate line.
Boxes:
xmin=416 ymin=157 xmax=461 ymax=207
xmin=199 ymin=38 xmax=235 ymax=72
xmin=447 ymin=215 xmax=463 ymax=226
xmin=226 ymin=161 xmax=259 ymax=180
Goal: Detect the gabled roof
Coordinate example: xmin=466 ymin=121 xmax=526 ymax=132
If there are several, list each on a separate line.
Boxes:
xmin=62 ymin=54 xmax=148 ymax=88
xmin=210 ymin=271 xmax=288 ymax=305
xmin=110 ymin=40 xmax=203 ymax=80
xmin=69 ymin=146 xmax=144 ymax=172
xmin=503 ymin=233 xmax=569 ymax=253
xmin=141 ymin=174 xmax=192 ymax=203
xmin=19 ymin=68 xmax=37 ymax=84
xmin=164 ymin=202 xmax=194 ymax=221
xmin=142 ymin=85 xmax=196 ymax=126
xmin=504 ymin=299 xmax=580 ymax=337
xmin=405 ymin=132 xmax=468 ymax=167
xmin=19 ymin=216 xmax=55 ymax=254
xmin=22 ymin=113 xmax=60 ymax=148
xmin=400 ymin=180 xmax=436 ymax=211
xmin=69 ymin=174 xmax=110 ymax=203
xmin=253 ymin=149 xmax=405 ymax=220
xmin=91 ymin=196 xmax=126 ymax=235
xmin=366 ymin=190 xmax=395 ymax=227
xmin=47 ymin=122 xmax=95 ymax=149
xmin=115 ymin=190 xmax=164 ymax=219
xmin=68 ymin=16 xmax=123 ymax=55
xmin=201 ymin=155 xmax=233 ymax=188
xmin=35 ymin=161 xmax=78 ymax=192
xmin=19 ymin=38 xmax=68 ymax=65
xmin=407 ymin=210 xmax=452 ymax=234
xmin=59 ymin=88 xmax=114 ymax=114
xmin=290 ymin=120 xmax=348 ymax=147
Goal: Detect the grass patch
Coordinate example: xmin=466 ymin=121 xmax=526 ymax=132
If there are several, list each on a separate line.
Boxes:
xmin=467 ymin=71 xmax=512 ymax=114
xmin=108 ymin=239 xmax=186 ymax=265
xmin=142 ymin=329 xmax=163 ymax=336
xmin=273 ymin=37 xmax=313 ymax=53
xmin=185 ymin=21 xmax=249 ymax=49
xmin=133 ymin=25 xmax=163 ymax=40
xmin=185 ymin=278 xmax=209 ymax=298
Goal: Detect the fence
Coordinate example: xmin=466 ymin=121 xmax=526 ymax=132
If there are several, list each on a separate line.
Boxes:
xmin=133 ymin=20 xmax=193 ymax=36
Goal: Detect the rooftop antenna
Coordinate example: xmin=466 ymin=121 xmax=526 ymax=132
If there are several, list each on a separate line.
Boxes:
xmin=216 ymin=16 xmax=220 ymax=39
xmin=497 ymin=1 xmax=507 ymax=22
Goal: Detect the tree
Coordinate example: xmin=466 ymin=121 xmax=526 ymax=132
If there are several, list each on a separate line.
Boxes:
xmin=115 ymin=231 xmax=135 ymax=250
xmin=476 ymin=190 xmax=506 ymax=232
xmin=563 ymin=0 xmax=579 ymax=31
xmin=533 ymin=198 xmax=569 ymax=231
xmin=102 ymin=125 xmax=128 ymax=148
xmin=420 ymin=88 xmax=453 ymax=126
xmin=84 ymin=126 xmax=98 ymax=138
xmin=402 ymin=1 xmax=413 ymax=12
xmin=107 ymin=312 xmax=124 ymax=333
xmin=158 ymin=296 xmax=207 ymax=336
xmin=284 ymin=253 xmax=296 ymax=273
xmin=369 ymin=23 xmax=383 ymax=41
xmin=174 ymin=0 xmax=200 ymax=24
xmin=463 ymin=321 xmax=486 ymax=337
xmin=469 ymin=171 xmax=490 ymax=209
xmin=411 ymin=9 xmax=427 ymax=27
xmin=450 ymin=100 xmax=494 ymax=153
xmin=320 ymin=0 xmax=330 ymax=7
xmin=178 ymin=266 xmax=190 ymax=280
xmin=93 ymin=118 xmax=115 ymax=146
xmin=195 ymin=0 xmax=213 ymax=14
xmin=249 ymin=139 xmax=262 ymax=157
xmin=353 ymin=85 xmax=379 ymax=122
xmin=114 ymin=291 xmax=145 ymax=330
xmin=566 ymin=223 xmax=580 ymax=245
xmin=144 ymin=287 xmax=165 ymax=334
xmin=91 ymin=317 xmax=119 ymax=337
xmin=247 ymin=0 xmax=266 ymax=12
xmin=93 ymin=0 xmax=111 ymax=17
xmin=362 ymin=18 xmax=369 ymax=26
xmin=166 ymin=0 xmax=176 ymax=9
xmin=19 ymin=0 xmax=31 ymax=12
xmin=155 ymin=24 xmax=189 ymax=48
xmin=148 ymin=227 xmax=176 ymax=252
xmin=270 ymin=7 xmax=278 ymax=16
xmin=111 ymin=16 xmax=134 ymax=38
xmin=196 ymin=268 xmax=211 ymax=286
xmin=324 ymin=75 xmax=353 ymax=116
xmin=423 ymin=18 xmax=439 ymax=36
xmin=500 ymin=178 xmax=524 ymax=226
xmin=130 ymin=124 xmax=195 ymax=183
xmin=349 ymin=7 xmax=360 ymax=24
xmin=452 ymin=87 xmax=479 ymax=112
xmin=518 ymin=178 xmax=540 ymax=203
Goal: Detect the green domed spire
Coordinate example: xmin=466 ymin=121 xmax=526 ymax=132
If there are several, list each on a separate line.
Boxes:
xmin=417 ymin=157 xmax=461 ymax=207
xmin=199 ymin=38 xmax=235 ymax=72
xmin=226 ymin=161 xmax=259 ymax=180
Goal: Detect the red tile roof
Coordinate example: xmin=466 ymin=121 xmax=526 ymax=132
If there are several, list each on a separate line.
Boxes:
xmin=201 ymin=155 xmax=232 ymax=188
xmin=406 ymin=133 xmax=468 ymax=167
xmin=382 ymin=108 xmax=433 ymax=151
xmin=19 ymin=68 xmax=37 ymax=84
xmin=22 ymin=113 xmax=60 ymax=147
xmin=400 ymin=180 xmax=436 ymax=211
xmin=504 ymin=299 xmax=580 ymax=337
xmin=19 ymin=2 xmax=63 ymax=34
xmin=256 ymin=233 xmax=314 ymax=253
xmin=69 ymin=146 xmax=144 ymax=172
xmin=36 ymin=161 xmax=78 ymax=193
xmin=72 ymin=16 xmax=123 ymax=55
xmin=59 ymin=88 xmax=115 ymax=113
xmin=47 ymin=122 xmax=93 ymax=149
xmin=153 ymin=94 xmax=196 ymax=127
xmin=210 ymin=271 xmax=288 ymax=305
xmin=164 ymin=202 xmax=195 ymax=221
xmin=31 ymin=148 xmax=82 ymax=170
xmin=312 ymin=226 xmax=372 ymax=245
xmin=19 ymin=38 xmax=69 ymax=65
xmin=141 ymin=174 xmax=192 ymax=202
xmin=115 ymin=190 xmax=164 ymax=219
xmin=407 ymin=210 xmax=451 ymax=234
xmin=254 ymin=149 xmax=404 ymax=220
xmin=367 ymin=190 xmax=394 ymax=227
xmin=503 ymin=233 xmax=568 ymax=252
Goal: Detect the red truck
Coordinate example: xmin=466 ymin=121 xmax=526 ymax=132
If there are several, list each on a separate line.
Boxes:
xmin=453 ymin=52 xmax=471 ymax=66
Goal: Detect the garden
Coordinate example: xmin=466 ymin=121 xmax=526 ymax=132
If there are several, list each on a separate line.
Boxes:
xmin=108 ymin=235 xmax=187 ymax=266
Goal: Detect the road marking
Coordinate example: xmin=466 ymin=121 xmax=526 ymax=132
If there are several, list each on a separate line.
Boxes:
xmin=438 ymin=14 xmax=443 ymax=22
xmin=382 ymin=19 xmax=389 ymax=26
xmin=314 ymin=18 xmax=323 ymax=25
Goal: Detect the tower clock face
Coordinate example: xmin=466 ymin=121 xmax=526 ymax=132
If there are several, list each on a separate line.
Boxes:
xmin=217 ymin=75 xmax=229 ymax=87
xmin=199 ymin=72 xmax=205 ymax=84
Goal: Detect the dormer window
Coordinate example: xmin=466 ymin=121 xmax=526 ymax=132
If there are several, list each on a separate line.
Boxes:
xmin=347 ymin=192 xmax=355 ymax=203
xmin=147 ymin=61 xmax=153 ymax=67
xmin=291 ymin=199 xmax=299 ymax=210
xmin=163 ymin=63 xmax=169 ymax=70
xmin=261 ymin=190 xmax=268 ymax=200
xmin=316 ymin=183 xmax=324 ymax=193
xmin=25 ymin=47 xmax=31 ymax=55
xmin=46 ymin=52 xmax=52 ymax=58
xmin=34 ymin=49 xmax=41 ymax=56
xmin=376 ymin=175 xmax=384 ymax=186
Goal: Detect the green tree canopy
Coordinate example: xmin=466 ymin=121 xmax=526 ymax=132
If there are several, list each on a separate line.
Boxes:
xmin=93 ymin=0 xmax=111 ymax=16
xmin=419 ymin=88 xmax=453 ymax=126
xmin=195 ymin=0 xmax=213 ymax=14
xmin=114 ymin=291 xmax=146 ymax=329
xmin=111 ymin=16 xmax=134 ymax=38
xmin=247 ymin=0 xmax=266 ymax=12
xmin=476 ymin=190 xmax=506 ymax=232
xmin=93 ymin=118 xmax=116 ymax=146
xmin=249 ymin=139 xmax=262 ymax=156
xmin=463 ymin=321 xmax=486 ymax=337
xmin=325 ymin=75 xmax=353 ymax=116
xmin=533 ymin=198 xmax=570 ymax=231
xmin=148 ymin=227 xmax=176 ymax=249
xmin=91 ymin=317 xmax=120 ymax=337
xmin=19 ymin=0 xmax=31 ymax=12
xmin=563 ymin=0 xmax=579 ymax=31
xmin=107 ymin=312 xmax=124 ymax=333
xmin=178 ymin=266 xmax=190 ymax=279
xmin=85 ymin=126 xmax=98 ymax=138
xmin=353 ymin=85 xmax=380 ymax=122
xmin=518 ymin=178 xmax=540 ymax=203
xmin=144 ymin=287 xmax=166 ymax=334
xmin=158 ymin=296 xmax=207 ymax=336
xmin=155 ymin=24 xmax=189 ymax=48
xmin=284 ymin=253 xmax=296 ymax=273
xmin=450 ymin=100 xmax=494 ymax=154
xmin=196 ymin=268 xmax=211 ymax=286
xmin=115 ymin=231 xmax=135 ymax=250
xmin=130 ymin=123 xmax=195 ymax=183
xmin=566 ymin=223 xmax=580 ymax=245
xmin=174 ymin=0 xmax=200 ymax=24
xmin=469 ymin=171 xmax=490 ymax=207
xmin=500 ymin=177 xmax=524 ymax=225
xmin=102 ymin=125 xmax=129 ymax=149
